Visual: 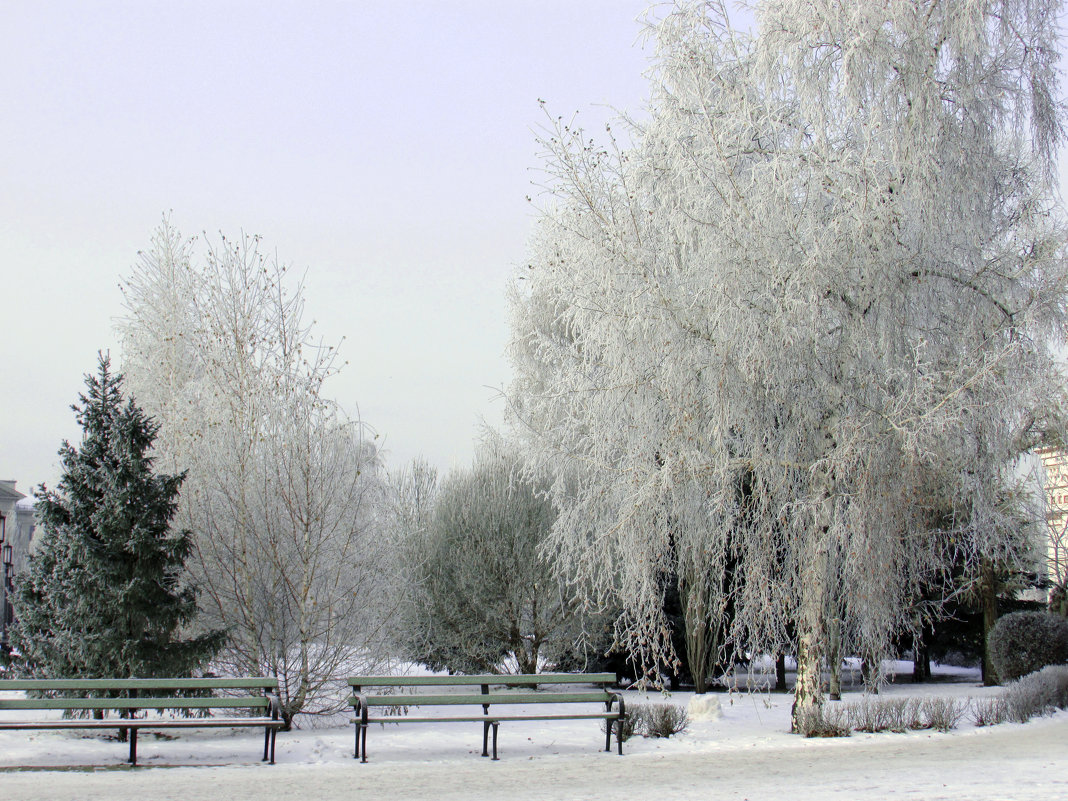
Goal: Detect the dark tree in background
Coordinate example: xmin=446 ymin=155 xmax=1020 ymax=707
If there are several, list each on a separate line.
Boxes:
xmin=10 ymin=354 xmax=222 ymax=678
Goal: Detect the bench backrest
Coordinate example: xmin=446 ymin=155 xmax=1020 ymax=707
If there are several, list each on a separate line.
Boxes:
xmin=0 ymin=678 xmax=278 ymax=692
xmin=357 ymin=691 xmax=616 ymax=708
xmin=0 ymin=678 xmax=279 ymax=712
xmin=346 ymin=673 xmax=620 ymax=710
xmin=347 ymin=673 xmax=616 ymax=690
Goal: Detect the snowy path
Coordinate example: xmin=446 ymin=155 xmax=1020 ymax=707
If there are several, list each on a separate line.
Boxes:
xmin=1 ymin=713 xmax=1064 ymax=801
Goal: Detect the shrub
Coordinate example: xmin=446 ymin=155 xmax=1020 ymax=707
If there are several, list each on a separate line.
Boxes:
xmin=844 ymin=696 xmax=927 ymax=733
xmin=988 ymin=611 xmax=1068 ymax=683
xmin=846 ymin=697 xmax=891 ymax=733
xmin=608 ymin=703 xmax=689 ymax=739
xmin=643 ymin=704 xmax=689 ymax=738
xmin=970 ymin=696 xmax=1008 ymax=727
xmin=841 ymin=695 xmax=968 ymax=733
xmin=1004 ymin=664 xmax=1068 ymax=723
xmin=798 ymin=705 xmax=850 ymax=738
xmin=923 ymin=697 xmax=968 ymax=732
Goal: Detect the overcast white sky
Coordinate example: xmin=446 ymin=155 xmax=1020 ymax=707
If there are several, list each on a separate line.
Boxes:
xmin=3 ymin=1 xmax=1068 ymax=494
xmin=1 ymin=0 xmax=660 ymax=489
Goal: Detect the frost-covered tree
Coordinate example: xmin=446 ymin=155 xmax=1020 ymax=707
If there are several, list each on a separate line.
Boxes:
xmin=117 ymin=221 xmax=389 ymax=726
xmin=510 ymin=0 xmax=1068 ymax=732
xmin=11 ymin=355 xmax=223 ymax=679
xmin=396 ymin=439 xmax=579 ymax=675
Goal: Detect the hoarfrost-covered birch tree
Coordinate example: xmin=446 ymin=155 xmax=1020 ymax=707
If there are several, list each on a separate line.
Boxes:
xmin=509 ymin=0 xmax=1068 ymax=732
xmin=118 ymin=220 xmax=390 ymax=727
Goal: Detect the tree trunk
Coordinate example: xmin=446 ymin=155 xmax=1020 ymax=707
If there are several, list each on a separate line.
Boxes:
xmin=912 ymin=623 xmax=931 ymax=683
xmin=791 ymin=623 xmax=823 ymax=733
xmin=860 ymin=649 xmax=880 ymax=694
xmin=792 ymin=498 xmax=830 ymax=734
xmin=775 ymin=653 xmax=788 ymax=692
xmin=827 ymin=616 xmax=842 ymax=701
xmin=981 ymin=558 xmax=999 ymax=686
xmin=681 ymin=572 xmax=715 ymax=694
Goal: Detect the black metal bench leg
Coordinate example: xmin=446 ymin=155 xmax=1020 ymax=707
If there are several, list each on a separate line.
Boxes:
xmin=263 ymin=726 xmax=270 ymax=762
xmin=129 ymin=728 xmax=137 ymax=766
xmin=482 ymin=720 xmax=490 ymax=757
xmin=617 ymin=719 xmax=623 ymax=755
xmin=270 ymin=727 xmax=277 ymax=764
xmin=491 ymin=722 xmax=499 ymax=761
xmin=360 ymin=724 xmax=368 ymax=763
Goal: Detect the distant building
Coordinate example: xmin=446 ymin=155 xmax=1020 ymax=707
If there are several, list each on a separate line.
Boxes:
xmin=0 ymin=480 xmax=35 ymax=573
xmin=1036 ymin=448 xmax=1068 ymax=610
xmin=1 ymin=479 xmax=36 ymax=654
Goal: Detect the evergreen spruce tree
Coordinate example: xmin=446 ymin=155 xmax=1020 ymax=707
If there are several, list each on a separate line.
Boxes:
xmin=11 ymin=354 xmax=224 ymax=679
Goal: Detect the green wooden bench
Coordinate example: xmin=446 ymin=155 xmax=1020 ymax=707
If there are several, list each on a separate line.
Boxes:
xmin=0 ymin=677 xmax=283 ymax=766
xmin=347 ymin=672 xmax=626 ymax=762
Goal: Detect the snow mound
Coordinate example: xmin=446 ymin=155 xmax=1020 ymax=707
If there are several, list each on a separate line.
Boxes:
xmin=686 ymin=694 xmax=722 ymax=721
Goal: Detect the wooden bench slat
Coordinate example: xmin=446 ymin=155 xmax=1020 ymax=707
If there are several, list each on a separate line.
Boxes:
xmin=356 ymin=691 xmax=614 ymax=707
xmin=0 ymin=697 xmax=268 ymax=710
xmin=362 ymin=715 xmax=497 ymax=724
xmin=347 ymin=673 xmax=616 ymax=688
xmin=0 ymin=678 xmax=278 ymax=691
xmin=0 ymin=717 xmax=283 ymax=730
xmin=362 ymin=712 xmax=620 ymax=723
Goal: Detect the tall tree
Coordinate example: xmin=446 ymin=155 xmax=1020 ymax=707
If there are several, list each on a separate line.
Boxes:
xmin=396 ymin=439 xmax=579 ymax=675
xmin=11 ymin=354 xmax=222 ymax=679
xmin=510 ymin=0 xmax=1068 ymax=732
xmin=118 ymin=221 xmax=390 ymax=727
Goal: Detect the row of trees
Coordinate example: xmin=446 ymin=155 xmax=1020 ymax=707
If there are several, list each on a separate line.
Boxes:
xmin=9 ymin=221 xmax=595 ymax=726
xmin=8 ymin=0 xmax=1068 ymax=738
xmin=507 ymin=0 xmax=1068 ymax=733
xmin=8 ymin=350 xmax=592 ymax=722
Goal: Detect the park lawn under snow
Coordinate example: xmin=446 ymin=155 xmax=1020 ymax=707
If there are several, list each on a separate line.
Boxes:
xmin=0 ymin=662 xmax=1065 ymax=800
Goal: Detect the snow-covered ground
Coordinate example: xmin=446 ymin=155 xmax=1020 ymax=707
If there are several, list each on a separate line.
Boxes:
xmin=1 ymin=664 xmax=1064 ymax=800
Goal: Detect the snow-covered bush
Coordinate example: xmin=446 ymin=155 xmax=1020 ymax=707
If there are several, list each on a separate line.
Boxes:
xmin=970 ymin=697 xmax=1008 ymax=727
xmin=845 ymin=697 xmax=891 ymax=733
xmin=613 ymin=703 xmax=689 ymax=739
xmin=845 ymin=697 xmax=927 ymax=733
xmin=988 ymin=611 xmax=1068 ymax=683
xmin=923 ymin=697 xmax=968 ymax=732
xmin=797 ymin=706 xmax=850 ymax=738
xmin=1004 ymin=665 xmax=1068 ymax=723
xmin=841 ymin=696 xmax=965 ymax=733
xmin=643 ymin=704 xmax=689 ymax=738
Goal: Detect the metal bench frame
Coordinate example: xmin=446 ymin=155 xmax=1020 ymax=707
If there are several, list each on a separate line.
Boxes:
xmin=0 ymin=677 xmax=284 ymax=766
xmin=347 ymin=673 xmax=626 ymax=762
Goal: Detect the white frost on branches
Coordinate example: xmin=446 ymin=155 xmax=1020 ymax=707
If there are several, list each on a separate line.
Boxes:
xmin=118 ymin=220 xmax=389 ymax=726
xmin=509 ymin=0 xmax=1068 ymax=731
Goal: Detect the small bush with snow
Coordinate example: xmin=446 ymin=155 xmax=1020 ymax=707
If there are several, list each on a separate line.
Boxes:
xmin=608 ymin=703 xmax=689 ymax=740
xmin=1004 ymin=664 xmax=1068 ymax=723
xmin=643 ymin=704 xmax=689 ymax=738
xmin=797 ymin=706 xmax=850 ymax=738
xmin=970 ymin=696 xmax=1008 ymax=727
xmin=923 ymin=697 xmax=968 ymax=732
xmin=988 ymin=611 xmax=1068 ymax=683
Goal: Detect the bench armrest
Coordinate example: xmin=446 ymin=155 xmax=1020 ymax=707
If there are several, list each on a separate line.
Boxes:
xmin=266 ymin=693 xmax=283 ymax=721
xmin=352 ymin=693 xmax=369 ymax=726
